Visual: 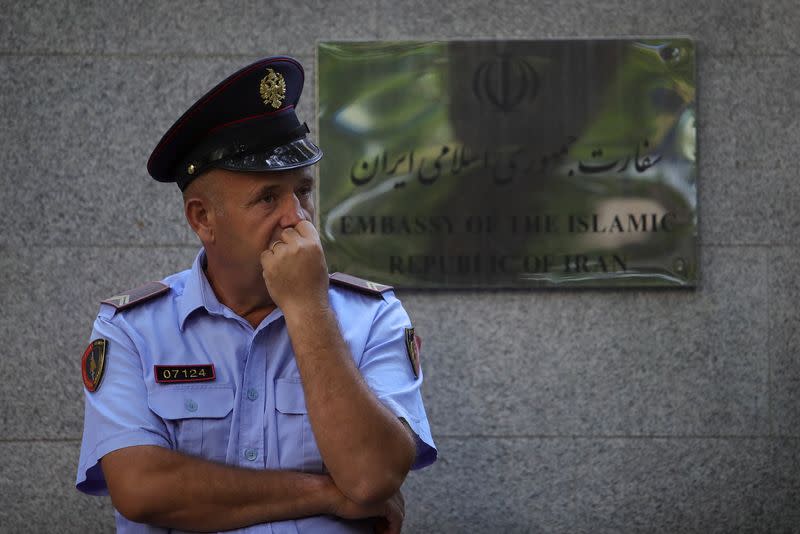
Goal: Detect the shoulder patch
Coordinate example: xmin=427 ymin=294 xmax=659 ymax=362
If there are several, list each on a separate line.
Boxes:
xmin=102 ymin=281 xmax=169 ymax=311
xmin=329 ymin=272 xmax=392 ymax=296
xmin=405 ymin=328 xmax=421 ymax=378
xmin=82 ymin=339 xmax=107 ymax=393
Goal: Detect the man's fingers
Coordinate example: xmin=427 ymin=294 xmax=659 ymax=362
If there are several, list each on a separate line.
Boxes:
xmin=269 ymin=240 xmax=286 ymax=254
xmin=294 ymin=219 xmax=317 ymax=239
xmin=280 ymin=226 xmax=301 ymax=243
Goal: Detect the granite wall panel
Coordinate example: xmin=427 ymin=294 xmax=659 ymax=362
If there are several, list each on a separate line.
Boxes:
xmin=0 ymin=0 xmax=795 ymax=532
xmin=400 ymin=245 xmax=769 ymax=437
xmin=0 ymin=245 xmax=197 ymax=440
xmin=574 ymin=438 xmax=772 ymax=533
xmin=0 ymin=441 xmax=112 ymax=532
xmin=769 ymin=247 xmax=800 ymax=436
xmin=0 ymin=0 xmax=376 ymax=57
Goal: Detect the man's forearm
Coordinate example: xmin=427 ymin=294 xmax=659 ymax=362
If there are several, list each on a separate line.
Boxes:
xmin=259 ymin=220 xmax=416 ymax=504
xmin=282 ymin=303 xmax=416 ymax=505
xmin=102 ymin=445 xmax=338 ymax=532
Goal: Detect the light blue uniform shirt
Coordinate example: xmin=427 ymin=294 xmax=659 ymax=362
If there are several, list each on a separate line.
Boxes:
xmin=76 ymin=250 xmax=437 ymax=533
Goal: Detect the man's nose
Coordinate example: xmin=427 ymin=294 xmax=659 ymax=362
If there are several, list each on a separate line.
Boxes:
xmin=278 ymin=193 xmax=306 ymax=227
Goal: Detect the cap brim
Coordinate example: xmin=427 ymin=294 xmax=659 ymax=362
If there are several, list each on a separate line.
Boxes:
xmin=216 ymin=137 xmax=322 ymax=172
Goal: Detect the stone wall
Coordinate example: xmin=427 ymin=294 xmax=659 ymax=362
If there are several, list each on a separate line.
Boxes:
xmin=1 ymin=1 xmax=798 ymax=531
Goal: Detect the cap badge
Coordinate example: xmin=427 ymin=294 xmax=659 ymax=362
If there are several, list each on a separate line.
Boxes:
xmin=259 ymin=68 xmax=286 ymax=109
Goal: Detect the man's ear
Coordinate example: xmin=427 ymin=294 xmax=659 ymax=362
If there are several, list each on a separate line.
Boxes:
xmin=185 ymin=196 xmax=215 ymax=244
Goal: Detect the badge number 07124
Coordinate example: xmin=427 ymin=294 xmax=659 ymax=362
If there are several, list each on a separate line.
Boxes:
xmin=154 ymin=364 xmax=216 ymax=384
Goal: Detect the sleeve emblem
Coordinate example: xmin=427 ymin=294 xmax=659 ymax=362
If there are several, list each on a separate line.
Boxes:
xmin=405 ymin=328 xmax=421 ymax=378
xmin=82 ymin=339 xmax=108 ymax=393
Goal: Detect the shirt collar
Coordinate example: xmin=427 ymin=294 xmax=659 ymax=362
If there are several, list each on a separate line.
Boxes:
xmin=177 ymin=249 xmax=286 ymax=332
xmin=177 ymin=248 xmax=223 ymax=331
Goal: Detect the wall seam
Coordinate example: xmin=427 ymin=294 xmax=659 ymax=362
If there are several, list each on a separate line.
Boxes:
xmin=767 ymin=245 xmax=774 ymax=437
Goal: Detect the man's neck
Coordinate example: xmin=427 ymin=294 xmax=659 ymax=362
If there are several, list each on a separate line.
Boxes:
xmin=203 ymin=255 xmax=277 ymax=329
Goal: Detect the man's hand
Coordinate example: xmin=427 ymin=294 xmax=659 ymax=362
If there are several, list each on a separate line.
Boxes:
xmin=374 ymin=490 xmax=405 ymax=534
xmin=260 ymin=220 xmax=329 ymax=313
xmin=332 ymin=488 xmax=405 ymax=534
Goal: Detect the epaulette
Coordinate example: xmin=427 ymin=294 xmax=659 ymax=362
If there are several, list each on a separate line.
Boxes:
xmin=101 ymin=281 xmax=170 ymax=311
xmin=329 ymin=272 xmax=392 ymax=297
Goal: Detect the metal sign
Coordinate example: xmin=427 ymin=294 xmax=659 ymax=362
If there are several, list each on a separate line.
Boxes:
xmin=317 ymin=39 xmax=697 ymax=288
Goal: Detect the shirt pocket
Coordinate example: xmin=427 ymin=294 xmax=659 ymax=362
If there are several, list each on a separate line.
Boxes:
xmin=148 ymin=384 xmax=234 ymax=462
xmin=274 ymin=378 xmax=324 ymax=473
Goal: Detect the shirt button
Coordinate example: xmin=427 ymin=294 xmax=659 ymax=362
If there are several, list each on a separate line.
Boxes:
xmin=247 ymin=388 xmax=259 ymax=401
xmin=185 ymin=399 xmax=198 ymax=412
xmin=244 ymin=448 xmax=258 ymax=461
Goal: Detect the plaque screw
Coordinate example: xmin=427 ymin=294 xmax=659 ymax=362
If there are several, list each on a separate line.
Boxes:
xmin=660 ymin=46 xmax=681 ymax=63
xmin=674 ymin=257 xmax=686 ymax=273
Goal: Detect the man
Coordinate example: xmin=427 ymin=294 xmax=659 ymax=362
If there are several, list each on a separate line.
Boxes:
xmin=76 ymin=56 xmax=437 ymax=533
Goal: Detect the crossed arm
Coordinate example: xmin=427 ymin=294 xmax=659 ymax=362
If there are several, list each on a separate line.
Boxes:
xmin=102 ymin=446 xmax=407 ymax=532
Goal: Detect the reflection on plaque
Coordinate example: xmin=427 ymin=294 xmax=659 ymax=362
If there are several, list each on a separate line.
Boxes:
xmin=317 ymin=39 xmax=697 ymax=288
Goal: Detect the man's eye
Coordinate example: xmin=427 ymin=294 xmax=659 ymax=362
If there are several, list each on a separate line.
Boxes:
xmin=261 ymin=194 xmax=277 ymax=204
xmin=297 ymin=187 xmax=313 ymax=198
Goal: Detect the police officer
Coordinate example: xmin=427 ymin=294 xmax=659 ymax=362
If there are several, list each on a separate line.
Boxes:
xmin=76 ymin=56 xmax=436 ymax=533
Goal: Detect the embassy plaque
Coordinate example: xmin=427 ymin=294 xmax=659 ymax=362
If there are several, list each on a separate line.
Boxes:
xmin=317 ymin=39 xmax=697 ymax=288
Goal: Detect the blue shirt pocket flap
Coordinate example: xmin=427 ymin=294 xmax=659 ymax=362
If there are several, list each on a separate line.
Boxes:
xmin=275 ymin=378 xmax=308 ymax=414
xmin=148 ymin=385 xmax=234 ymax=420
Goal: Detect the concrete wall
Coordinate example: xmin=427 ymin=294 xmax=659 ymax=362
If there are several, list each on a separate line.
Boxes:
xmin=1 ymin=1 xmax=798 ymax=532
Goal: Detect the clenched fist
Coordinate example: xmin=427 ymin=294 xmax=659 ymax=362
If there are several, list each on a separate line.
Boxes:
xmin=260 ymin=220 xmax=329 ymax=315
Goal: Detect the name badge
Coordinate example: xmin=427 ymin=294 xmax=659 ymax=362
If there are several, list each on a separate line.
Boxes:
xmin=155 ymin=364 xmax=216 ymax=384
